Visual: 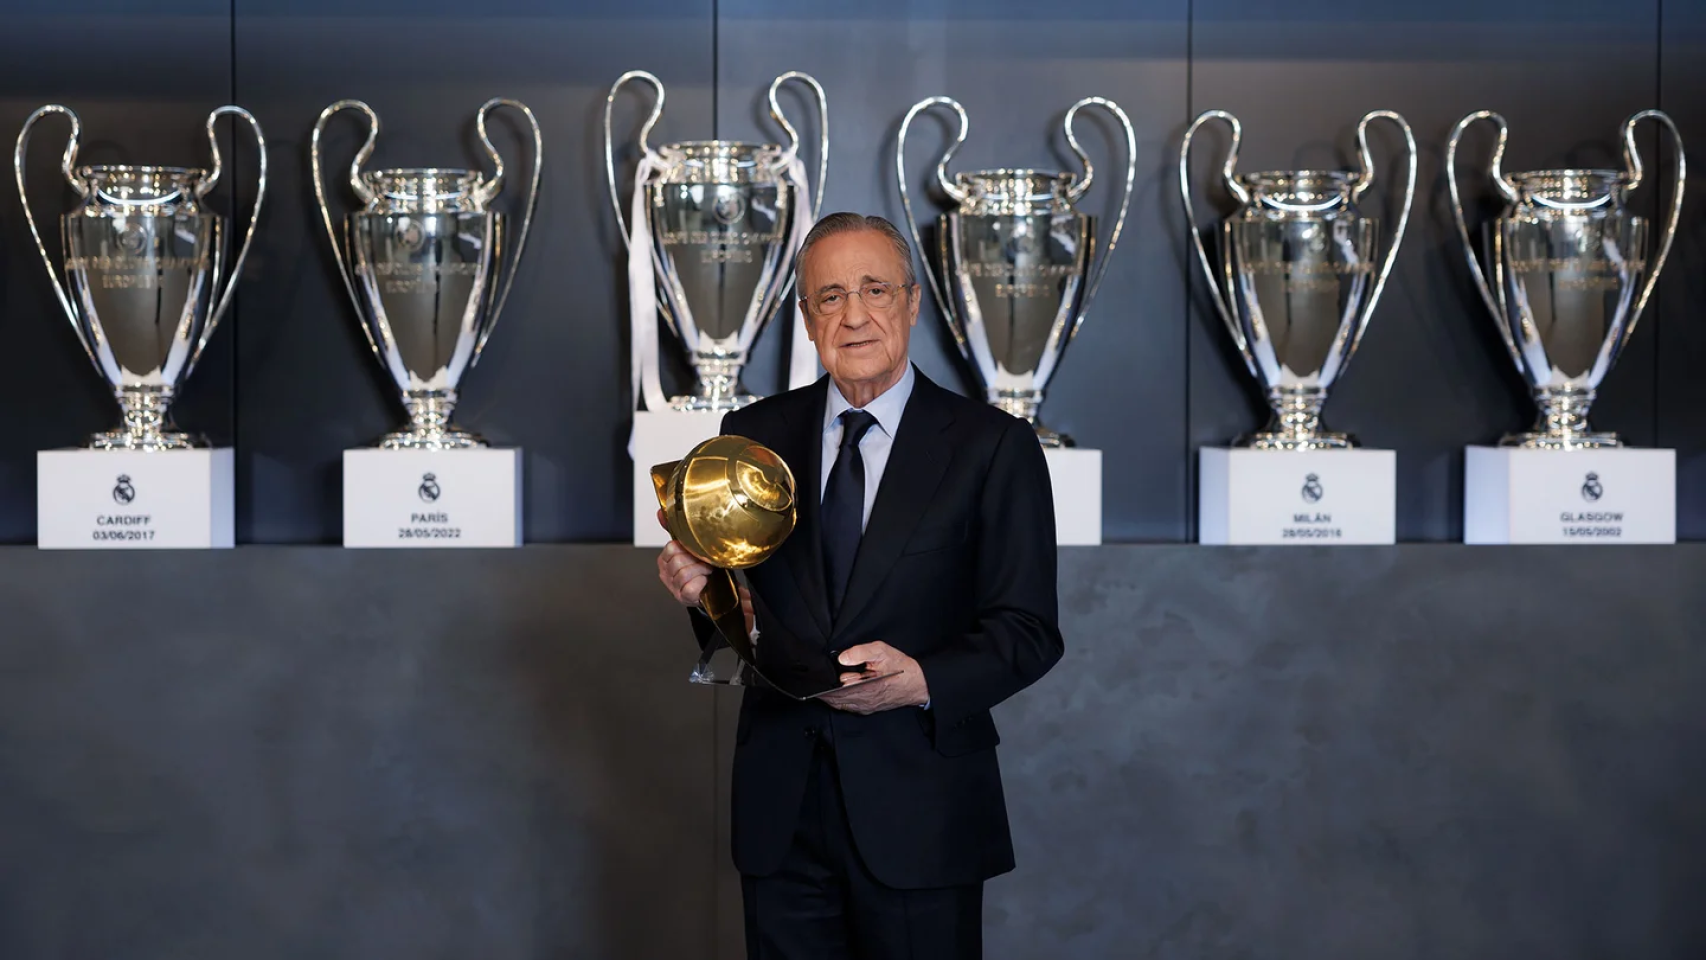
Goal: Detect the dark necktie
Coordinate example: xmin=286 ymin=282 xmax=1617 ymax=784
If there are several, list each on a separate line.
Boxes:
xmin=821 ymin=409 xmax=879 ymax=618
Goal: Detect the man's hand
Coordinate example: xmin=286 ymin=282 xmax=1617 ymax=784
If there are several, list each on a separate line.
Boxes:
xmin=819 ymin=641 xmax=930 ymax=715
xmin=657 ymin=509 xmax=754 ymax=634
xmin=657 ymin=508 xmax=714 ymax=607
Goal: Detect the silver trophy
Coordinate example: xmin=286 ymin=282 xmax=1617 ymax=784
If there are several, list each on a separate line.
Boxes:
xmin=605 ymin=70 xmax=827 ymax=413
xmin=311 ymin=98 xmax=541 ymax=449
xmin=897 ymin=96 xmax=1135 ymax=447
xmin=1179 ymin=110 xmax=1416 ymax=449
xmin=1447 ymin=109 xmax=1684 ymax=449
xmin=15 ymin=105 xmax=266 ymax=449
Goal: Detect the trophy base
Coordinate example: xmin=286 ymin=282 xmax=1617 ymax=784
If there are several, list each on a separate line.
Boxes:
xmin=1235 ymin=431 xmax=1356 ymax=451
xmin=378 ymin=427 xmax=488 ymax=450
xmin=388 ymin=391 xmax=485 ymax=449
xmin=690 ymin=642 xmax=902 ymax=700
xmin=1498 ymin=431 xmax=1622 ymax=450
xmin=86 ymin=429 xmax=204 ymax=451
xmin=94 ymin=386 xmax=201 ymax=450
xmin=690 ymin=645 xmax=759 ymax=687
xmin=1034 ymin=422 xmax=1075 ymax=449
xmin=1243 ymin=392 xmax=1352 ymax=450
xmin=669 ymin=394 xmax=758 ymax=413
xmin=989 ymin=395 xmax=1070 ymax=446
xmin=1511 ymin=390 xmax=1617 ymax=449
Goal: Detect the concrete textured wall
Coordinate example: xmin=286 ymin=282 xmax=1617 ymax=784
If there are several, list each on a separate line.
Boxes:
xmin=2 ymin=545 xmax=1703 ymax=959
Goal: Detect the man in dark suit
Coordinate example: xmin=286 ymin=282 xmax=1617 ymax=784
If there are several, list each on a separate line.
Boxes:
xmin=657 ymin=212 xmax=1063 ymax=959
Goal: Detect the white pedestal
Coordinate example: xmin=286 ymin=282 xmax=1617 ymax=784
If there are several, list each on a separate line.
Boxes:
xmin=1464 ymin=446 xmax=1675 ymax=544
xmin=633 ymin=410 xmax=723 ymax=547
xmin=38 ymin=448 xmax=234 ymax=549
xmin=343 ymin=448 xmax=522 ymax=548
xmin=1045 ymin=448 xmax=1102 ymax=546
xmin=1199 ymin=448 xmax=1396 ymax=545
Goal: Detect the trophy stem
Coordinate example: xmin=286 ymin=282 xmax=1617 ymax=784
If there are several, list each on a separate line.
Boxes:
xmin=673 ymin=354 xmax=757 ymax=412
xmin=90 ymin=385 xmax=197 ymax=450
xmin=382 ymin=389 xmax=487 ymax=449
xmin=1238 ymin=389 xmax=1354 ymax=450
xmin=1502 ymin=388 xmax=1620 ymax=449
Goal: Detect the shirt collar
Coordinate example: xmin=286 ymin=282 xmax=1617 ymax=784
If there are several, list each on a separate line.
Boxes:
xmin=823 ymin=363 xmax=915 ymax=440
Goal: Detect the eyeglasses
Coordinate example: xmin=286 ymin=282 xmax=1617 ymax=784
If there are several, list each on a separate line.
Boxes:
xmin=801 ymin=281 xmax=912 ymax=317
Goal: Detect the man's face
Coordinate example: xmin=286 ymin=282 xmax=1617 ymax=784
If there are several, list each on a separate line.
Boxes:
xmin=800 ymin=229 xmax=918 ymax=391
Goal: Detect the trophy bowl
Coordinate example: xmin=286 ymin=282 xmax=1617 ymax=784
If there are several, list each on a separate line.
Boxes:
xmin=652 ymin=434 xmax=796 ymax=570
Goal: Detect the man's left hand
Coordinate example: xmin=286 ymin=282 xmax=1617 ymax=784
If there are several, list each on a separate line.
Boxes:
xmin=819 ymin=641 xmax=930 ymax=715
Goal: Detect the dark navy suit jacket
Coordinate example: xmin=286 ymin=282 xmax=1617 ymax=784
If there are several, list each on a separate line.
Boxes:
xmin=693 ymin=368 xmax=1064 ymax=889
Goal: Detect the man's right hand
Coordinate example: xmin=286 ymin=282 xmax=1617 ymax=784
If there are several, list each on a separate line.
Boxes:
xmin=657 ymin=510 xmax=755 ymax=635
xmin=657 ymin=509 xmax=715 ymax=606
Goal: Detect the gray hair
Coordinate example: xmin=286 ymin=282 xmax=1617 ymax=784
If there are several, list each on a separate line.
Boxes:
xmin=796 ymin=212 xmax=918 ymax=289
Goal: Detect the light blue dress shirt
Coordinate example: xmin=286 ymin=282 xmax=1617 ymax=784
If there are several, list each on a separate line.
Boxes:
xmin=819 ymin=363 xmax=916 ymax=532
xmin=819 ymin=364 xmax=926 ymax=707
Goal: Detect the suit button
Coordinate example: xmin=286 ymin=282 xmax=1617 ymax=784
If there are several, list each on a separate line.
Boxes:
xmin=804 ymin=727 xmax=818 ymax=740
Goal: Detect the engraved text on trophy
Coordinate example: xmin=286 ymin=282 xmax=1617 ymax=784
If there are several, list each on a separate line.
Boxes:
xmin=351 ymin=212 xmax=498 ymax=391
xmin=1229 ymin=218 xmax=1376 ymax=388
xmin=952 ymin=213 xmax=1088 ymax=378
xmin=650 ymin=183 xmax=787 ymax=344
xmin=1497 ymin=217 xmax=1647 ymax=383
xmin=65 ymin=215 xmax=213 ymax=383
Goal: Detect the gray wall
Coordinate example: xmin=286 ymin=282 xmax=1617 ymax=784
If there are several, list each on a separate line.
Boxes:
xmin=2 ymin=545 xmax=1704 ymax=959
xmin=0 ymin=1 xmax=1699 ymax=542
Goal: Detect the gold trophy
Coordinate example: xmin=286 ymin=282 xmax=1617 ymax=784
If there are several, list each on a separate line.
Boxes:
xmin=654 ymin=435 xmax=897 ymax=697
xmin=652 ymin=434 xmax=797 ymax=680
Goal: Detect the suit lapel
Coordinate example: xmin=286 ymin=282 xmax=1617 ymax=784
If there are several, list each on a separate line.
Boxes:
xmin=831 ymin=374 xmax=955 ymax=636
xmin=777 ymin=379 xmax=833 ymax=638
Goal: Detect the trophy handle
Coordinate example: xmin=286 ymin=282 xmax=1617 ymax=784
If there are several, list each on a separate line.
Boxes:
xmin=310 ymin=99 xmax=381 ymax=347
xmin=896 ymin=96 xmax=969 ymax=327
xmin=604 ymin=70 xmax=665 ymax=250
xmin=1062 ymin=96 xmax=1137 ymax=318
xmin=1345 ymin=110 xmax=1416 ymax=359
xmin=1178 ymin=110 xmax=1248 ymax=357
xmin=1621 ymin=109 xmax=1686 ymax=331
xmin=187 ymin=105 xmax=267 ymax=376
xmin=767 ymin=71 xmax=828 ymax=221
xmin=472 ymin=97 xmax=543 ymax=360
xmin=1445 ymin=110 xmax=1522 ymax=369
xmin=14 ymin=104 xmax=92 ymax=363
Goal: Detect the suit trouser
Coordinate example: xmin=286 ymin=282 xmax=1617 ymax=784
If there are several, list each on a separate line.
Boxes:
xmin=740 ymin=730 xmax=983 ymax=960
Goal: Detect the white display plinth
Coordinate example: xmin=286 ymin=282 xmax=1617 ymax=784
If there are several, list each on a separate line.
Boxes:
xmin=38 ymin=448 xmax=234 ymax=549
xmin=1199 ymin=448 xmax=1396 ymax=545
xmin=1464 ymin=446 xmax=1675 ymax=545
xmin=1045 ymin=448 xmax=1102 ymax=546
xmin=633 ymin=410 xmax=723 ymax=547
xmin=343 ymin=448 xmax=522 ymax=548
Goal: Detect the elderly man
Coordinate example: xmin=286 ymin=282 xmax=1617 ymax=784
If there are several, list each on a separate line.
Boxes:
xmin=657 ymin=212 xmax=1063 ymax=959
